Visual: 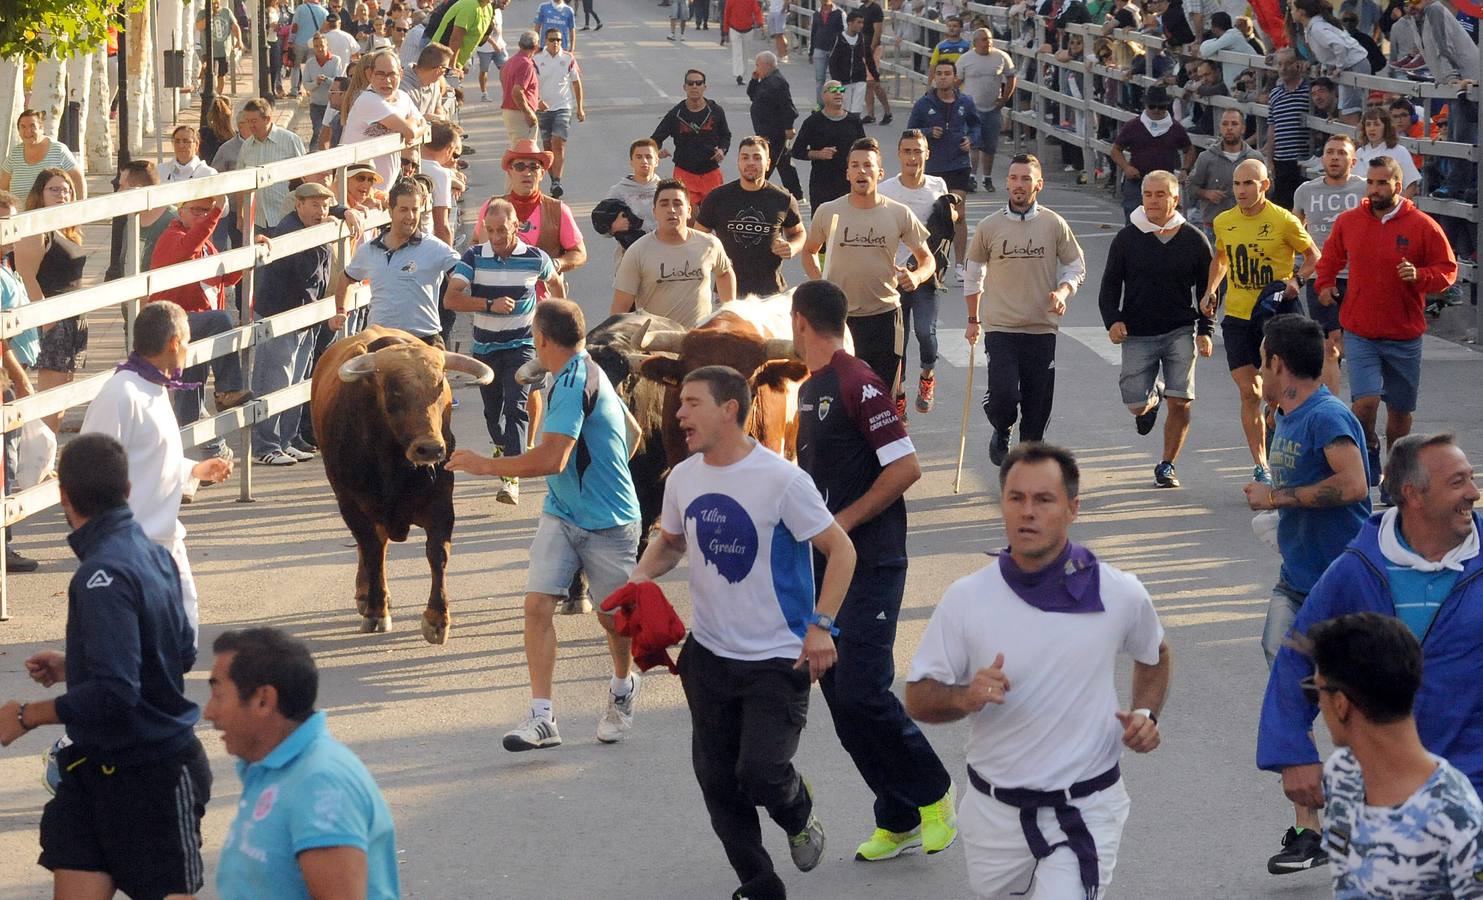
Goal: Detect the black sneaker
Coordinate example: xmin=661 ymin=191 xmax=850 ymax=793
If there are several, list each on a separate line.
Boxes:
xmin=989 ymin=428 xmax=1011 ymax=467
xmin=1153 ymin=461 xmax=1180 ymax=488
xmin=860 ymin=114 xmax=876 ymax=124
xmin=880 ymin=113 xmax=893 ymax=125
xmin=1267 ymin=826 xmax=1327 ymax=875
xmin=550 ymin=179 xmax=564 ymax=199
xmin=984 ymin=177 xmax=996 ymax=192
xmin=1134 ymin=398 xmax=1161 ymax=436
xmin=6 ymin=549 xmax=38 ymax=572
xmin=965 ymin=176 xmax=979 ymax=193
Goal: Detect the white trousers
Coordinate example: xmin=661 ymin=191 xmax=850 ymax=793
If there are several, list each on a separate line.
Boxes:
xmin=729 ymin=28 xmax=751 ymax=78
xmin=164 ymin=535 xmax=201 ymax=650
xmin=960 ymin=778 xmax=1132 ymax=899
xmin=843 ymin=82 xmax=867 ymax=115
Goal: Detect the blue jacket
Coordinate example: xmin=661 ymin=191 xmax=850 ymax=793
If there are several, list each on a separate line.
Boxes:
xmin=1257 ymin=511 xmax=1483 ymax=794
xmin=906 ymin=89 xmax=981 ymax=176
xmin=54 ymin=506 xmax=199 ymax=765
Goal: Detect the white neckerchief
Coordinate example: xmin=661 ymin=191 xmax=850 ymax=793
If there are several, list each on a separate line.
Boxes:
xmin=1130 ymin=205 xmax=1186 ymax=234
xmin=1139 ymin=111 xmax=1173 ymax=137
xmin=1379 ymin=507 xmax=1480 ymax=573
xmin=1004 ymin=201 xmax=1039 ymax=221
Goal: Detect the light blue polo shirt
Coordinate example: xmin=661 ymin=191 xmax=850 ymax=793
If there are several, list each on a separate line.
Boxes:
xmin=0 ymin=266 xmax=40 ymax=367
xmin=345 ymin=232 xmax=461 ymax=339
xmin=542 ymin=352 xmax=641 ymax=531
xmin=217 ymin=712 xmax=399 ymax=900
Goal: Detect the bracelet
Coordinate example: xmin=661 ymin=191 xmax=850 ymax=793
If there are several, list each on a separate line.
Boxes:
xmin=17 ymin=702 xmax=31 ymax=731
xmin=967 ymin=317 xmax=980 ymax=324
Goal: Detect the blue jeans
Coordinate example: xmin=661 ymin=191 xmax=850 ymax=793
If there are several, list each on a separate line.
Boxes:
xmin=250 ymin=329 xmax=313 ymax=454
xmin=813 ymin=50 xmax=829 ymax=106
xmin=1263 ymin=580 xmax=1306 ymax=668
xmin=1444 ymin=97 xmax=1478 ymax=193
xmin=898 ymin=282 xmax=938 ymax=371
xmin=172 ymin=310 xmax=244 ymax=455
xmin=474 ymin=344 xmax=534 ymax=459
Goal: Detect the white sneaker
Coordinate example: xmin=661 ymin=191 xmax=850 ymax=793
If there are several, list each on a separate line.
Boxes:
xmin=597 ymin=673 xmax=641 ymax=743
xmin=954 ymin=263 xmax=965 ymax=283
xmin=496 ymin=477 xmax=519 ymax=505
xmin=283 ymin=445 xmax=315 ymax=462
xmin=502 ymin=714 xmax=562 ymax=752
xmin=255 ymin=449 xmax=297 ymax=466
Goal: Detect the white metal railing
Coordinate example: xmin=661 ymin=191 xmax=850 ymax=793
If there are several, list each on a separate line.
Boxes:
xmin=0 ymin=128 xmax=416 ymax=614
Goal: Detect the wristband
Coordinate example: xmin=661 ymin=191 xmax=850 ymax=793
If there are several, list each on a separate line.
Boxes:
xmin=967 ymin=317 xmax=980 ymax=324
xmin=17 ymin=702 xmax=31 ymax=732
xmin=1132 ymin=707 xmax=1157 ymax=725
xmin=807 ymin=612 xmax=840 ymax=636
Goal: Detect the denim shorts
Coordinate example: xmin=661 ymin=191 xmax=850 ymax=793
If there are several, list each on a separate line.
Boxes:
xmin=526 ymin=513 xmax=639 ymax=608
xmin=1346 ymin=333 xmax=1422 ymax=412
xmin=1119 ymin=325 xmax=1197 ymax=405
xmin=766 ymin=8 xmax=787 ymax=34
xmin=1303 ymin=279 xmax=1343 ymax=335
xmin=538 ymin=108 xmax=572 ymax=143
xmin=1262 ymin=580 xmax=1306 ymax=668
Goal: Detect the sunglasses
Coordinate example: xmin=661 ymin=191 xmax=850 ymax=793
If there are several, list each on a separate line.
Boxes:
xmin=1147 ymin=104 xmax=1170 ymax=111
xmin=824 ymin=85 xmax=847 ymax=94
xmin=685 ymin=80 xmax=706 ymax=86
xmin=509 ymin=160 xmax=543 ymax=172
xmin=395 ymin=26 xmax=408 ymax=31
xmin=1299 ymin=674 xmax=1342 ymax=706
xmin=547 ymin=36 xmax=562 ymax=41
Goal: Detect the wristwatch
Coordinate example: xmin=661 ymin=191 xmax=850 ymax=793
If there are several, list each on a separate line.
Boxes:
xmin=1132 ymin=707 xmax=1158 ymax=725
xmin=484 ymin=297 xmax=495 ymax=313
xmin=807 ymin=612 xmax=840 ymax=636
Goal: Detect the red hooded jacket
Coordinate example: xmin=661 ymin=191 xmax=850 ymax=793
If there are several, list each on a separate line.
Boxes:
xmin=1314 ymin=197 xmax=1457 ymax=342
xmin=149 ymin=207 xmax=242 ymax=312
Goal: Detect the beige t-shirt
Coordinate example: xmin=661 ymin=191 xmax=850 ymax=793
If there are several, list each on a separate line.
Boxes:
xmin=615 ymin=230 xmax=732 ymax=328
xmin=808 ymin=195 xmax=930 ymax=317
xmin=966 ymin=207 xmax=1085 ymax=334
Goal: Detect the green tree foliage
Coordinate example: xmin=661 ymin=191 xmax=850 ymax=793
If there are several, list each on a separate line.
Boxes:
xmin=0 ymin=0 xmax=140 ymax=61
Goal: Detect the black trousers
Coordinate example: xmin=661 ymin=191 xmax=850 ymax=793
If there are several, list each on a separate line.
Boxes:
xmin=761 ymin=131 xmax=804 ymax=200
xmin=982 ymin=330 xmax=1057 ymax=442
xmin=847 ymin=308 xmax=903 ymax=395
xmin=1271 ymin=159 xmax=1304 ymax=211
xmin=819 ymin=565 xmax=951 ymax=833
xmin=679 ymin=636 xmax=812 ymax=886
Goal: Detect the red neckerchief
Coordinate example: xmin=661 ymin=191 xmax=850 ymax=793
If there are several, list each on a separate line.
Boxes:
xmin=507 ymin=189 xmax=543 ymax=223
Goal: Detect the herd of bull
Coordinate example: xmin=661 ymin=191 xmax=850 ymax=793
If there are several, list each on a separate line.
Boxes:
xmin=307 ymin=293 xmax=819 ymax=644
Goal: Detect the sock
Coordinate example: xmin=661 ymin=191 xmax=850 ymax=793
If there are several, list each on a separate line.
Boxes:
xmin=610 ymin=675 xmax=634 ymax=698
xmin=531 ymin=698 xmax=553 ymax=721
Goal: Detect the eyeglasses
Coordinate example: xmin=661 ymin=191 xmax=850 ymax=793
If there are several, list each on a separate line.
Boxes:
xmin=685 ymin=80 xmax=706 ymax=86
xmin=1299 ymin=674 xmax=1342 ymax=706
xmin=509 ymin=160 xmax=543 ymax=172
xmin=823 ymin=85 xmax=847 ymax=94
xmin=373 ymin=69 xmax=398 ymax=77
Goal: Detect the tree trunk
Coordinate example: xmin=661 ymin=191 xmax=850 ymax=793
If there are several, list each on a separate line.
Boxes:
xmin=0 ymin=57 xmax=22 ymax=160
xmin=86 ymin=50 xmax=114 ymax=170
xmin=27 ymin=61 xmax=65 ymax=139
xmin=130 ymin=6 xmax=156 ymax=145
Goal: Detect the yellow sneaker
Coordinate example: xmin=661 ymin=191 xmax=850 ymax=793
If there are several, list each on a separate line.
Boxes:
xmin=919 ymin=786 xmax=959 ymax=854
xmin=854 ymin=826 xmax=923 ymax=861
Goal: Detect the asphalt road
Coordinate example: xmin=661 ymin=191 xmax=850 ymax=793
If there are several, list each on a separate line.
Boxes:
xmin=1 ymin=5 xmax=1481 ymax=897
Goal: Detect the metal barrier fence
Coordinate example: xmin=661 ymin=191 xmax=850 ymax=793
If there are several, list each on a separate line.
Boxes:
xmin=786 ymin=1 xmax=1479 ymax=300
xmin=0 ymin=132 xmax=411 ymax=617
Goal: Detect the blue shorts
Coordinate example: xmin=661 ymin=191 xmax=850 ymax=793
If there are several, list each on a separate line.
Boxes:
xmin=1119 ymin=325 xmax=1197 ymax=404
xmin=526 ymin=513 xmax=639 ymax=608
xmin=477 ymin=49 xmax=507 ymax=76
xmin=1346 ymin=333 xmax=1422 ymax=412
xmin=979 ymin=106 xmax=1003 ymax=158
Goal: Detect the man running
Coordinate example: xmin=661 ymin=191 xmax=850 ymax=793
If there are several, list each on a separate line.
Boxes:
xmin=613 ymin=179 xmax=736 ymax=327
xmin=652 ymin=69 xmax=732 ymax=210
xmin=1203 ymin=158 xmax=1319 ymax=485
xmin=532 ymin=27 xmax=585 ymax=199
xmin=906 ymin=60 xmax=979 ymax=279
xmin=696 ymin=136 xmax=805 ymax=297
xmin=790 ymin=80 xmax=867 ymax=211
xmin=803 ymin=137 xmax=936 ymax=392
xmin=906 ymin=442 xmax=1171 ymax=898
xmin=963 ymin=153 xmax=1086 ymax=464
xmin=792 ymin=281 xmax=956 ymax=864
xmin=1098 ymin=171 xmax=1214 ymax=489
xmin=955 ymin=28 xmax=1016 ymax=193
xmin=1291 ymin=133 xmax=1364 ymax=394
xmin=626 ymin=364 xmax=856 ymax=900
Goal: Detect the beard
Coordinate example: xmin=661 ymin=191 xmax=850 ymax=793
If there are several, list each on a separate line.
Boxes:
xmin=1370 ymin=193 xmax=1396 ymax=211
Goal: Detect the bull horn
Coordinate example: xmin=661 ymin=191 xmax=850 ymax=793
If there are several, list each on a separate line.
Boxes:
xmin=762 ymin=338 xmax=797 ymax=360
xmin=640 ymin=330 xmax=685 ymax=353
xmin=442 ymin=352 xmax=494 ymax=388
xmin=337 ymin=352 xmax=379 ymax=382
xmin=515 ymin=357 xmax=549 ymax=385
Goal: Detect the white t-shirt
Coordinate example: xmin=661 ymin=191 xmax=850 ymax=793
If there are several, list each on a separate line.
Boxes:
xmin=533 ymin=49 xmax=580 ymax=111
xmin=660 ymin=442 xmax=836 ymax=662
xmin=322 ymin=28 xmax=361 ymax=70
xmin=342 ymin=89 xmax=420 ymax=184
xmin=159 ymin=157 xmax=219 ymax=182
xmin=878 ymin=173 xmax=948 ymax=265
xmin=907 ymin=559 xmax=1165 ymax=791
xmin=419 ymin=158 xmax=455 ymax=236
xmin=80 ymin=370 xmax=195 ymax=546
xmin=1354 ymin=141 xmax=1423 ymax=191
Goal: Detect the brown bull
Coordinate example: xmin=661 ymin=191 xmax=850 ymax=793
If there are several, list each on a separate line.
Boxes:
xmin=310 ymin=326 xmax=492 ymax=644
xmin=638 ymin=311 xmax=809 ymax=466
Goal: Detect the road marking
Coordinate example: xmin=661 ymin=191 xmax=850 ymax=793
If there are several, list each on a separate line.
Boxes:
xmin=933 ymin=326 xmax=1122 ymax=369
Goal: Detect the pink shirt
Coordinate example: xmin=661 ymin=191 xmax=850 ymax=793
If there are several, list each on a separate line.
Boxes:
xmin=500 ymin=51 xmax=539 ymax=112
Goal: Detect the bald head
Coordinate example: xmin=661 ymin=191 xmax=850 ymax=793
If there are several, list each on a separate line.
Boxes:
xmin=1232 ymin=159 xmax=1271 ymax=211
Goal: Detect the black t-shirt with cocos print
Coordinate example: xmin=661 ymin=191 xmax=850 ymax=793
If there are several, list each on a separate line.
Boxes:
xmin=696 ymin=181 xmax=802 ymax=296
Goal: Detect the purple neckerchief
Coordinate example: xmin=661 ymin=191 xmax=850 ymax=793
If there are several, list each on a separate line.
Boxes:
xmin=997 ymin=541 xmax=1104 ymax=614
xmin=115 ymin=352 xmax=202 ymax=391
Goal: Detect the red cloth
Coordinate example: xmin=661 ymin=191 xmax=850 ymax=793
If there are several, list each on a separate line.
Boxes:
xmin=723 ymin=0 xmax=763 ymax=33
xmin=1315 ymin=198 xmax=1458 ymax=342
xmin=148 ymin=207 xmax=240 ymax=311
xmin=600 ymin=582 xmax=687 ymax=674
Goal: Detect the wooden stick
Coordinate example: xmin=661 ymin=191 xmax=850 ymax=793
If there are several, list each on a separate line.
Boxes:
xmin=819 ymin=214 xmax=839 ymax=281
xmin=954 ymin=340 xmax=976 ymax=494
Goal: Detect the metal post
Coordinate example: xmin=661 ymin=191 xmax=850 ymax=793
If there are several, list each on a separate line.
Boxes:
xmin=257 ymin=0 xmax=271 ymax=100
xmin=124 ymin=214 xmax=142 ymax=353
xmin=1032 ymin=17 xmax=1046 ymax=162
xmin=238 ymin=191 xmax=256 ymax=503
xmin=118 ymin=22 xmax=132 ymax=167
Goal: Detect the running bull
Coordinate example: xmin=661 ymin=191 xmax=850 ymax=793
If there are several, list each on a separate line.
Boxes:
xmin=311 ymin=326 xmax=493 ymax=644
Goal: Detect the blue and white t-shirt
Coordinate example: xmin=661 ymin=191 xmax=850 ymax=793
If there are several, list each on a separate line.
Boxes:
xmin=542 ymin=352 xmax=641 ymax=531
xmin=344 ymin=233 xmax=461 ymax=339
xmin=217 ymin=713 xmax=399 ymax=900
xmin=534 ymin=0 xmax=576 ymax=49
xmin=1324 ymin=748 xmax=1483 ymax=899
xmin=450 ymin=241 xmax=555 ymax=354
xmin=660 ymin=442 xmax=836 ymax=662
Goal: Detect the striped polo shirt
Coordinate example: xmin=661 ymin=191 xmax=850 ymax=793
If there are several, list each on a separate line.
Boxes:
xmin=238 ymin=125 xmax=307 ymax=227
xmin=450 ymin=241 xmax=556 ymax=354
xmin=1266 ymin=80 xmax=1312 ymax=162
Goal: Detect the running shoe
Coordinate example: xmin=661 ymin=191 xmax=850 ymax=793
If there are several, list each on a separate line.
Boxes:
xmin=732 ymin=873 xmax=787 ymax=900
xmin=896 ymin=394 xmax=908 ymax=422
xmin=1134 ymin=397 xmax=1161 ymax=436
xmin=256 ymin=450 xmax=297 ymax=466
xmin=880 ymin=113 xmax=892 ymax=125
xmin=789 ymin=780 xmax=826 ymax=871
xmin=1253 ymin=464 xmax=1272 ymax=485
xmin=596 ymin=672 xmax=642 ymax=743
xmin=860 ymin=115 xmax=876 ymax=124
xmin=984 ymin=177 xmax=996 ymax=192
xmin=283 ymin=445 xmax=315 ymax=462
xmin=496 ymin=477 xmax=520 ymax=505
xmin=919 ymin=785 xmax=958 ymax=854
xmin=854 ymin=826 xmax=923 ymax=861
xmin=549 ymin=178 xmax=564 ymax=199
xmin=1267 ymin=826 xmax=1326 ymax=874
xmin=1154 ymin=460 xmax=1180 ymax=488
xmin=916 ymin=370 xmax=935 ymax=413
xmin=989 ymin=428 xmax=1011 ymax=467
xmin=964 ymin=176 xmax=979 ymax=193
xmin=502 ymin=715 xmax=562 ymax=752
